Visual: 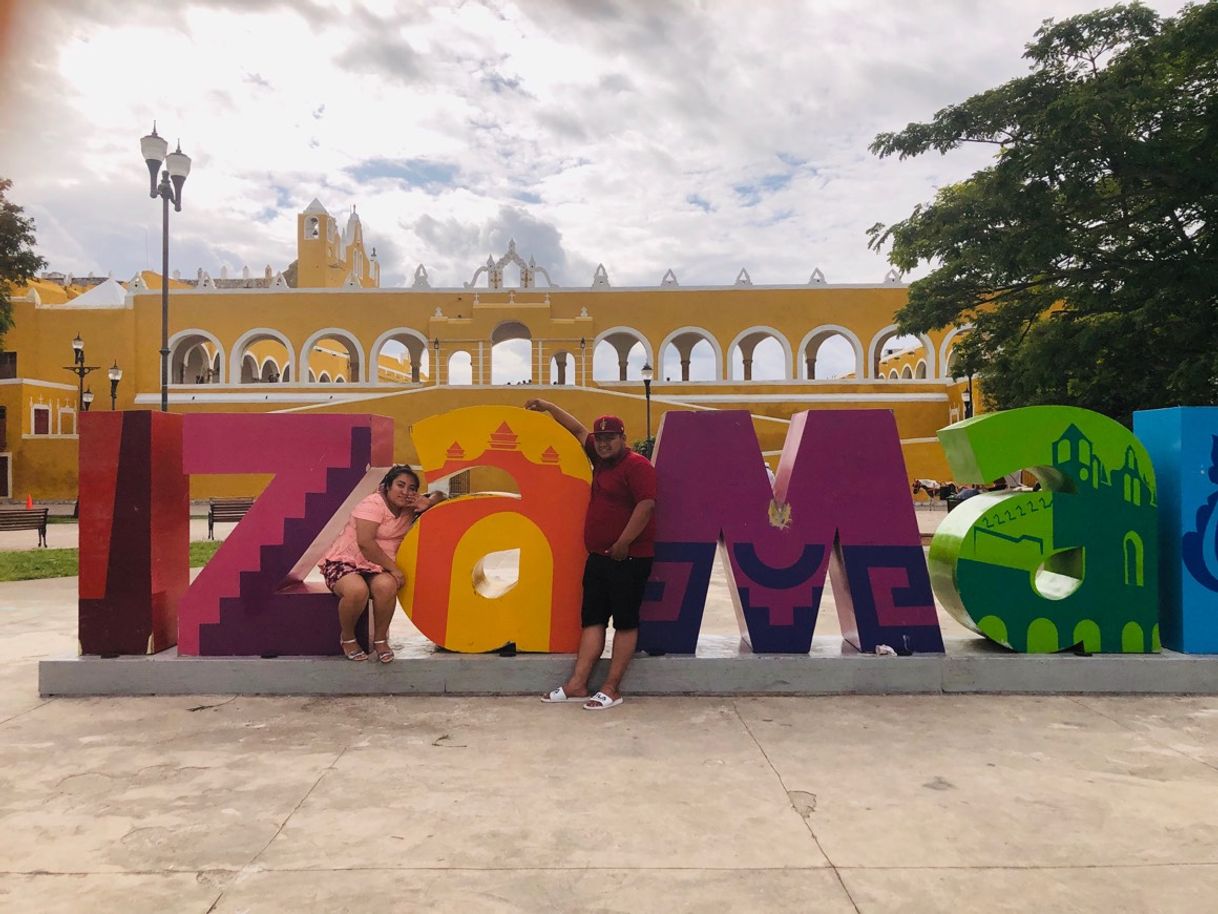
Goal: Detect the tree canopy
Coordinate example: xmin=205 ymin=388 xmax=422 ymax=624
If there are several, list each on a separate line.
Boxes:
xmin=868 ymin=2 xmax=1218 ymax=425
xmin=0 ymin=178 xmax=46 ymax=347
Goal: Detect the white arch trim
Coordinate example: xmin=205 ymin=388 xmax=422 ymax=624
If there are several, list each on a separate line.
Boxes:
xmin=299 ymin=327 xmax=367 ymax=385
xmin=170 ymin=328 xmax=227 ymax=384
xmin=797 ymin=324 xmax=865 ymax=380
xmin=592 ymin=325 xmax=654 ymax=366
xmin=369 ymin=327 xmax=431 ymax=385
xmin=915 ymin=359 xmax=928 ymax=379
xmin=727 ymin=325 xmax=793 ymax=380
xmin=866 ymin=324 xmax=936 ymax=380
xmin=658 ymin=325 xmax=725 ymax=381
xmin=230 ymin=327 xmax=296 ymax=384
xmin=938 ymin=324 xmax=973 ymax=379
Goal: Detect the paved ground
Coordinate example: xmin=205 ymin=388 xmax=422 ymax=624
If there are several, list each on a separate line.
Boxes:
xmin=5 ymin=504 xmax=1218 ymax=912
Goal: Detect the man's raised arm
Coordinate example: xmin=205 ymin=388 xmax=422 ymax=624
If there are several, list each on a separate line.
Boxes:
xmin=524 ymin=399 xmax=588 ymax=442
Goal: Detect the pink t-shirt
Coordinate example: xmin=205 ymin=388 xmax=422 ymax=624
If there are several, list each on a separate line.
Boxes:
xmin=319 ymin=492 xmax=414 ymax=573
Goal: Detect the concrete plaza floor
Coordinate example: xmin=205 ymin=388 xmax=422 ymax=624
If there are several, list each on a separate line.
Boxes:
xmin=5 ymin=523 xmax=1218 ymax=911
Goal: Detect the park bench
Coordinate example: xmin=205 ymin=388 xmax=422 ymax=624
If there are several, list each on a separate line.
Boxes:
xmin=207 ymin=498 xmax=255 ymax=539
xmin=0 ymin=507 xmax=49 ymax=547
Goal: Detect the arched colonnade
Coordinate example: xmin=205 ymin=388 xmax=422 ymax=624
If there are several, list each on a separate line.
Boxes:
xmin=168 ymin=320 xmax=967 ymax=387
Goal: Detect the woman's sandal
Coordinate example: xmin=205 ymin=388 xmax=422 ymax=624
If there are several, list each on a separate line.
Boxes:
xmin=340 ymin=638 xmax=368 ymax=661
xmin=372 ymin=639 xmax=395 ymax=664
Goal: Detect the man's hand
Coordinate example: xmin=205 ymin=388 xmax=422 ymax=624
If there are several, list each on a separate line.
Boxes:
xmin=607 ymin=540 xmax=630 ymax=561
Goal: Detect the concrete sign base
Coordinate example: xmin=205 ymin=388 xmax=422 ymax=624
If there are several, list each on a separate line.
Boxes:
xmin=39 ymin=636 xmax=1218 ymax=697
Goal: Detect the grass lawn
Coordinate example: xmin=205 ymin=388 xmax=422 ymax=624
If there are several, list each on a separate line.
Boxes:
xmin=0 ymin=540 xmax=224 ymax=582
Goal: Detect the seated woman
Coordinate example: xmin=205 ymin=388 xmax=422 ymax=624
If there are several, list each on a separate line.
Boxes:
xmin=318 ymin=465 xmax=444 ymax=663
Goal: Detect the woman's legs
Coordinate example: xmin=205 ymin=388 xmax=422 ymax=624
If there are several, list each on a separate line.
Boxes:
xmin=369 ymin=572 xmax=401 ymax=660
xmin=333 ymin=573 xmax=372 ymax=646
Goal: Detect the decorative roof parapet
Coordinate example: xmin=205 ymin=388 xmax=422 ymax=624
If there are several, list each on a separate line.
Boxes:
xmin=591 ymin=264 xmax=610 ymax=289
xmin=464 ymin=239 xmax=557 ymax=289
xmin=884 ymin=268 xmax=903 ymax=284
xmin=735 ymin=268 xmax=753 ymax=286
xmin=661 ymin=268 xmax=679 ymax=287
xmin=412 ymin=264 xmax=431 ymax=289
xmin=809 ymin=267 xmax=826 ymax=284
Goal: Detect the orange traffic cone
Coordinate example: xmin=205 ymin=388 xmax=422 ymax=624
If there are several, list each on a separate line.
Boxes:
xmin=25 ymin=494 xmax=33 ymax=510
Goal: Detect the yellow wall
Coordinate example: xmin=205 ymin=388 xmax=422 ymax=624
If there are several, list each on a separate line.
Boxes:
xmin=2 ymin=208 xmax=976 ymax=499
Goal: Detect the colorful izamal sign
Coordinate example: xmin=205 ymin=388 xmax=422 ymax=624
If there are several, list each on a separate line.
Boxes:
xmin=75 ymin=405 xmax=1218 ymax=658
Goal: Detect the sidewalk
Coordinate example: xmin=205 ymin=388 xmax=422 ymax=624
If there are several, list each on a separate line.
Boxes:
xmin=4 ymin=565 xmax=1218 ymax=911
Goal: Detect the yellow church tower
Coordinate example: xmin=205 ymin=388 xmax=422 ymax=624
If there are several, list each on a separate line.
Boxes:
xmin=295 ymin=199 xmax=380 ymax=289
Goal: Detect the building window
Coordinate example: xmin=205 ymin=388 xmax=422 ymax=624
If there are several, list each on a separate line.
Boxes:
xmin=33 ymin=406 xmax=50 ymax=435
xmin=0 ymin=352 xmax=16 ymax=379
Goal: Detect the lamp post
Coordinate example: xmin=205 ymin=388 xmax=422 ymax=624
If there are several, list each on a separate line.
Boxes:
xmin=641 ymin=361 xmax=654 ymax=441
xmin=579 ymin=337 xmax=586 ymax=387
xmin=63 ymin=334 xmax=98 ymax=413
xmin=962 ymin=375 xmax=974 ymax=419
xmin=108 ymin=361 xmax=123 ymax=410
xmin=140 ymin=123 xmax=191 ymax=412
xmin=82 ymin=389 xmax=94 ymax=412
xmin=433 ymin=337 xmax=440 ymax=385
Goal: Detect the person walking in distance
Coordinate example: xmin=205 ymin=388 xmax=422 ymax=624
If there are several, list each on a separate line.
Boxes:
xmin=526 ymin=399 xmax=656 ymax=710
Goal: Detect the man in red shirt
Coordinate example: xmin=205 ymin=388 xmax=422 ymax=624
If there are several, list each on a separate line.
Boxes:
xmin=525 ymin=399 xmax=656 ymax=710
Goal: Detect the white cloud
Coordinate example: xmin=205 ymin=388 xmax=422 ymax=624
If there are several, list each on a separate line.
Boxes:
xmin=0 ymin=0 xmax=1192 ymax=299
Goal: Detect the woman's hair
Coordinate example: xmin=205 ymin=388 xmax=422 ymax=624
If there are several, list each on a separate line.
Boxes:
xmin=379 ymin=464 xmax=421 ymax=492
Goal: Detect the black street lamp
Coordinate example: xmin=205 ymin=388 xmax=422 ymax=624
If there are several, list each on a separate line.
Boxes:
xmin=641 ymin=361 xmax=654 ymax=440
xmin=140 ymin=122 xmax=192 ymax=412
xmin=963 ymin=375 xmax=974 ymax=419
xmin=82 ymin=388 xmax=94 ymax=412
xmin=64 ymin=334 xmax=98 ymax=413
xmin=108 ymin=361 xmax=123 ymax=410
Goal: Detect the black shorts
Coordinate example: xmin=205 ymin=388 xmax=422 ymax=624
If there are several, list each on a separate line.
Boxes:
xmin=581 ymin=552 xmax=653 ymax=631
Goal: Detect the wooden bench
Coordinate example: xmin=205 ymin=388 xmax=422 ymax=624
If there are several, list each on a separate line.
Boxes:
xmin=0 ymin=507 xmax=48 ymax=547
xmin=207 ymin=498 xmax=255 ymax=539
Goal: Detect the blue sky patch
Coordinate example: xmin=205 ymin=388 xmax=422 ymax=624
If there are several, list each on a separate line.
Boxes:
xmin=346 ymin=158 xmax=460 ymax=192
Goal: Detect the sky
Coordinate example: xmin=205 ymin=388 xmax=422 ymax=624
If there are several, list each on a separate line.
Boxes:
xmin=0 ymin=0 xmax=1191 ymax=381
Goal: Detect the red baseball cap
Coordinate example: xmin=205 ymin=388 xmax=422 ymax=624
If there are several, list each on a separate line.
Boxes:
xmin=592 ymin=415 xmax=626 ymax=436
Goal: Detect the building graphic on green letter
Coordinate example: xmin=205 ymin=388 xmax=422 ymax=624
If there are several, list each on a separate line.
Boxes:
xmin=929 ymin=407 xmax=1159 ymax=653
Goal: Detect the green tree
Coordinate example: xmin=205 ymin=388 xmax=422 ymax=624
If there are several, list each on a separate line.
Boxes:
xmin=868 ymin=2 xmax=1218 ymax=426
xmin=0 ymin=178 xmax=46 ymax=347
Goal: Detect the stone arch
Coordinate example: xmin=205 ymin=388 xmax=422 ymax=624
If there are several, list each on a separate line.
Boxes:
xmin=888 ymin=369 xmax=899 ymax=380
xmin=915 ymin=359 xmax=928 ymax=379
xmin=659 ymin=326 xmax=723 ymax=382
xmin=798 ymin=325 xmax=865 ymax=380
xmin=867 ymin=324 xmax=936 ymax=380
xmin=727 ymin=325 xmax=792 ymax=381
xmin=370 ymin=328 xmax=431 ymax=384
xmin=231 ymin=327 xmax=295 ymax=384
xmin=318 ymin=371 xmax=332 ymax=383
xmin=301 ymin=327 xmax=365 ymax=384
xmin=447 ymin=350 xmax=474 ymax=385
xmin=939 ymin=325 xmax=973 ymax=379
xmin=261 ymin=356 xmax=281 ymax=382
xmin=492 ymin=320 xmax=532 ymax=385
xmin=170 ymin=329 xmax=225 ymax=384
xmin=241 ymin=354 xmax=259 ymax=383
xmin=901 ymin=365 xmax=914 ymax=380
xmin=592 ymin=326 xmax=653 ymax=382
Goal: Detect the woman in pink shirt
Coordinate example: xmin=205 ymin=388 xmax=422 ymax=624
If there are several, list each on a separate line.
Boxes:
xmin=319 ymin=465 xmax=443 ymax=663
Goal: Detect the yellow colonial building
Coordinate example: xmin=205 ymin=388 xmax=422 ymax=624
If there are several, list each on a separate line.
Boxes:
xmin=2 ymin=199 xmax=973 ymax=499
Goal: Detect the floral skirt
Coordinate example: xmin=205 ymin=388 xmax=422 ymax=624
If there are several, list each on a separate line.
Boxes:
xmin=320 ymin=559 xmax=383 ymax=590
